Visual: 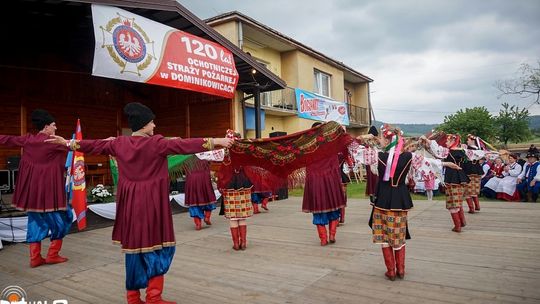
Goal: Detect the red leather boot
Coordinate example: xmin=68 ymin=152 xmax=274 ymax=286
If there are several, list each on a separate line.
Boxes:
xmin=146 ymin=275 xmax=176 ymax=304
xmin=339 ymin=208 xmax=345 ymax=224
xmin=29 ymin=242 xmax=45 ymax=268
xmin=382 ymin=246 xmax=396 ymax=281
xmin=316 ymin=225 xmax=328 ymax=246
xmin=45 ymin=239 xmax=68 ymax=264
xmin=328 ymin=220 xmax=338 ymax=244
xmin=465 ymin=197 xmax=475 ymax=213
xmin=252 ymin=203 xmax=260 ymax=214
xmin=451 ymin=212 xmax=462 ymax=232
xmin=230 ymin=227 xmax=240 ymax=250
xmin=395 ymin=246 xmax=406 ymax=279
xmin=126 ymin=290 xmax=145 ymax=304
xmin=473 ymin=196 xmax=480 ymax=211
xmin=239 ymin=225 xmax=247 ymax=250
xmin=261 ymin=198 xmax=269 ymax=210
xmin=203 ymin=210 xmax=212 ymax=225
xmin=193 ymin=217 xmax=202 ymax=230
xmin=459 ymin=207 xmax=466 ymax=227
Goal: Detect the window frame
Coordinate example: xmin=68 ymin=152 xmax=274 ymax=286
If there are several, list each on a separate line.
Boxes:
xmin=313 ymin=69 xmax=331 ymax=97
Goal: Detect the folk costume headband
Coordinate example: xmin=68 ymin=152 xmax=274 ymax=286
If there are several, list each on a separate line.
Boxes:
xmin=446 ymin=134 xmax=461 ymax=149
xmin=381 ymin=124 xmax=404 ymax=181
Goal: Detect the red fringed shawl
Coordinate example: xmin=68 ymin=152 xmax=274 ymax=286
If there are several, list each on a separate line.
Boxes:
xmin=218 ymin=121 xmax=353 ymax=191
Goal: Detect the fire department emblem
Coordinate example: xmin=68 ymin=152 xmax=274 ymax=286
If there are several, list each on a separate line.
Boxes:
xmin=98 ymin=13 xmax=156 ymax=76
xmin=73 ymin=156 xmax=86 ymax=190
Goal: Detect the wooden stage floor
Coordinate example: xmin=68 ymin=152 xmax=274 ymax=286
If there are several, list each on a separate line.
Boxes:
xmin=1 ymin=197 xmax=539 ymax=303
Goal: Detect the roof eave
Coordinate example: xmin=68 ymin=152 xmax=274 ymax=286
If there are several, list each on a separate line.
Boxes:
xmin=206 ymin=11 xmax=373 ymax=83
xmin=71 ymin=0 xmax=287 ymax=92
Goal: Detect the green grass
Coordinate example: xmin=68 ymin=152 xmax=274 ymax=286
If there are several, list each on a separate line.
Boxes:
xmin=519 ymin=136 xmax=540 ymax=144
xmin=289 ymin=182 xmax=431 ymax=200
xmin=290 ymin=182 xmax=502 ymax=202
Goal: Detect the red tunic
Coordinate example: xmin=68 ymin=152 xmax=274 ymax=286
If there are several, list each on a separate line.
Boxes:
xmin=78 ymin=135 xmax=210 ymax=253
xmin=184 ymin=159 xmax=216 ymax=206
xmin=302 ymin=155 xmax=346 ymax=213
xmin=0 ymin=133 xmax=68 ymax=212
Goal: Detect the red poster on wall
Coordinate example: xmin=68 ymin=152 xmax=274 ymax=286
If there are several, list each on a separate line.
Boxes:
xmin=91 ymin=4 xmax=238 ymax=98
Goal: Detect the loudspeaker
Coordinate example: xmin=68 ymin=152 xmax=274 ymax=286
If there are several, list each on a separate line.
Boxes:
xmin=0 ymin=170 xmax=10 ymax=192
xmin=170 ymin=180 xmax=185 ymax=193
xmin=11 ymin=169 xmax=18 ymax=191
xmin=276 ymin=187 xmax=288 ymax=200
xmin=269 ymin=131 xmax=287 ymax=138
xmin=7 ymin=156 xmax=20 ymax=170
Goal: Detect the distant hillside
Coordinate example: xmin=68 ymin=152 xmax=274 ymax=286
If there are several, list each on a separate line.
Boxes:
xmin=529 ymin=115 xmax=540 ymax=130
xmin=372 ymin=115 xmax=539 ymax=137
xmin=373 ymin=120 xmax=437 ymax=136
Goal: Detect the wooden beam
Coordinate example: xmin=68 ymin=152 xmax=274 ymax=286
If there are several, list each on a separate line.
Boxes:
xmin=186 ymin=101 xmax=190 ymax=138
xmin=20 ymin=94 xmax=26 ymax=136
xmin=116 ymin=107 xmax=122 ymax=137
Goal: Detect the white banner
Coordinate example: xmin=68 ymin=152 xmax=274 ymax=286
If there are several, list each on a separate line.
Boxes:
xmin=92 ymin=4 xmax=166 ymax=82
xmin=91 ymin=4 xmax=238 ymax=98
xmin=294 ymin=88 xmax=350 ymax=126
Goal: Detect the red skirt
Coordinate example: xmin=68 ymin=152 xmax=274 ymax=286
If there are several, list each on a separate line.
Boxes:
xmin=497 ymin=191 xmax=520 ymax=201
xmin=185 ymin=168 xmax=216 ymax=206
xmin=302 ymin=156 xmax=346 ymax=213
xmin=365 ymin=165 xmax=378 ymax=196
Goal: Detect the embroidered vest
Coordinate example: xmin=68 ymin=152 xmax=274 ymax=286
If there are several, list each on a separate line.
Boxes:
xmin=524 ymin=162 xmax=540 ymax=183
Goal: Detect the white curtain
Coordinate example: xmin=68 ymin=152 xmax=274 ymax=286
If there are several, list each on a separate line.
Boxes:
xmin=0 ymin=216 xmax=28 ymax=242
xmin=169 ymin=190 xmax=221 ymax=208
xmin=88 ymin=202 xmax=116 ymax=220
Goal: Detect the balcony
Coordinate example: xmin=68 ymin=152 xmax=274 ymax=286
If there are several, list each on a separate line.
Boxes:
xmin=260 ymin=87 xmax=298 ymax=116
xmin=245 ymin=88 xmax=370 ymax=126
xmin=348 ymin=104 xmax=369 ymax=127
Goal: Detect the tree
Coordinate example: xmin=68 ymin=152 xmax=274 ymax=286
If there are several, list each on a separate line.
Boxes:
xmin=497 ymin=60 xmax=540 ymax=104
xmin=494 ymin=102 xmax=532 ymax=147
xmin=436 ymin=107 xmax=495 ymax=141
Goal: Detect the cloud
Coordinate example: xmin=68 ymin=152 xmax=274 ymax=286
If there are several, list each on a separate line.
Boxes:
xmin=180 ymin=0 xmax=540 ymax=123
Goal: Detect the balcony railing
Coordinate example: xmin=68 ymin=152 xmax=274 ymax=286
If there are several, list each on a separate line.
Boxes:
xmin=245 ymin=88 xmax=370 ymax=126
xmin=260 ymin=87 xmax=297 ymax=112
xmin=348 ymin=104 xmax=369 ymax=126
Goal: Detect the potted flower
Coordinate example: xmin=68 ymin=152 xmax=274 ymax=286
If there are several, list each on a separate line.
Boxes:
xmin=90 ymin=184 xmax=114 ymax=203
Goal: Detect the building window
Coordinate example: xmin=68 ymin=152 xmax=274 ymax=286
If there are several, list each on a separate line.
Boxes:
xmin=314 ymin=69 xmax=331 ymax=97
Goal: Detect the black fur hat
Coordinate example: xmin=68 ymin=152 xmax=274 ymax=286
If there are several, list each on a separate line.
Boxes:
xmin=123 ymin=102 xmax=155 ymax=132
xmin=526 ymin=145 xmax=539 ymax=160
xmin=368 ymin=125 xmax=378 ymax=136
xmin=31 ymin=109 xmax=55 ymax=130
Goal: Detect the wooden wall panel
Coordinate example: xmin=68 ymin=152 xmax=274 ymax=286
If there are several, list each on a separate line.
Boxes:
xmin=0 ymin=65 xmax=234 ymax=183
xmin=152 ymin=89 xmax=187 ymax=138
xmin=189 ymin=99 xmax=232 ymax=138
xmin=0 ymin=99 xmax=21 ymax=170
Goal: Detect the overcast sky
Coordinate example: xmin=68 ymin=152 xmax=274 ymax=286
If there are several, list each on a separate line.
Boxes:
xmin=180 ymin=0 xmax=540 ymax=124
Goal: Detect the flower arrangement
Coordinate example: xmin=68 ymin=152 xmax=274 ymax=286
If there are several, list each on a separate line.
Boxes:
xmin=90 ymin=184 xmax=114 ymax=203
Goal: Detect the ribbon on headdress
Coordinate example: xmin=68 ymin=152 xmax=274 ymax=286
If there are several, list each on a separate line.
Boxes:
xmin=478 ymin=137 xmax=495 ymax=151
xmin=382 ymin=133 xmax=404 ymax=181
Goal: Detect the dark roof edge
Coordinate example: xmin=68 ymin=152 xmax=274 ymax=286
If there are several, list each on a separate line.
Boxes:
xmin=206 ymin=11 xmax=374 ymax=83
